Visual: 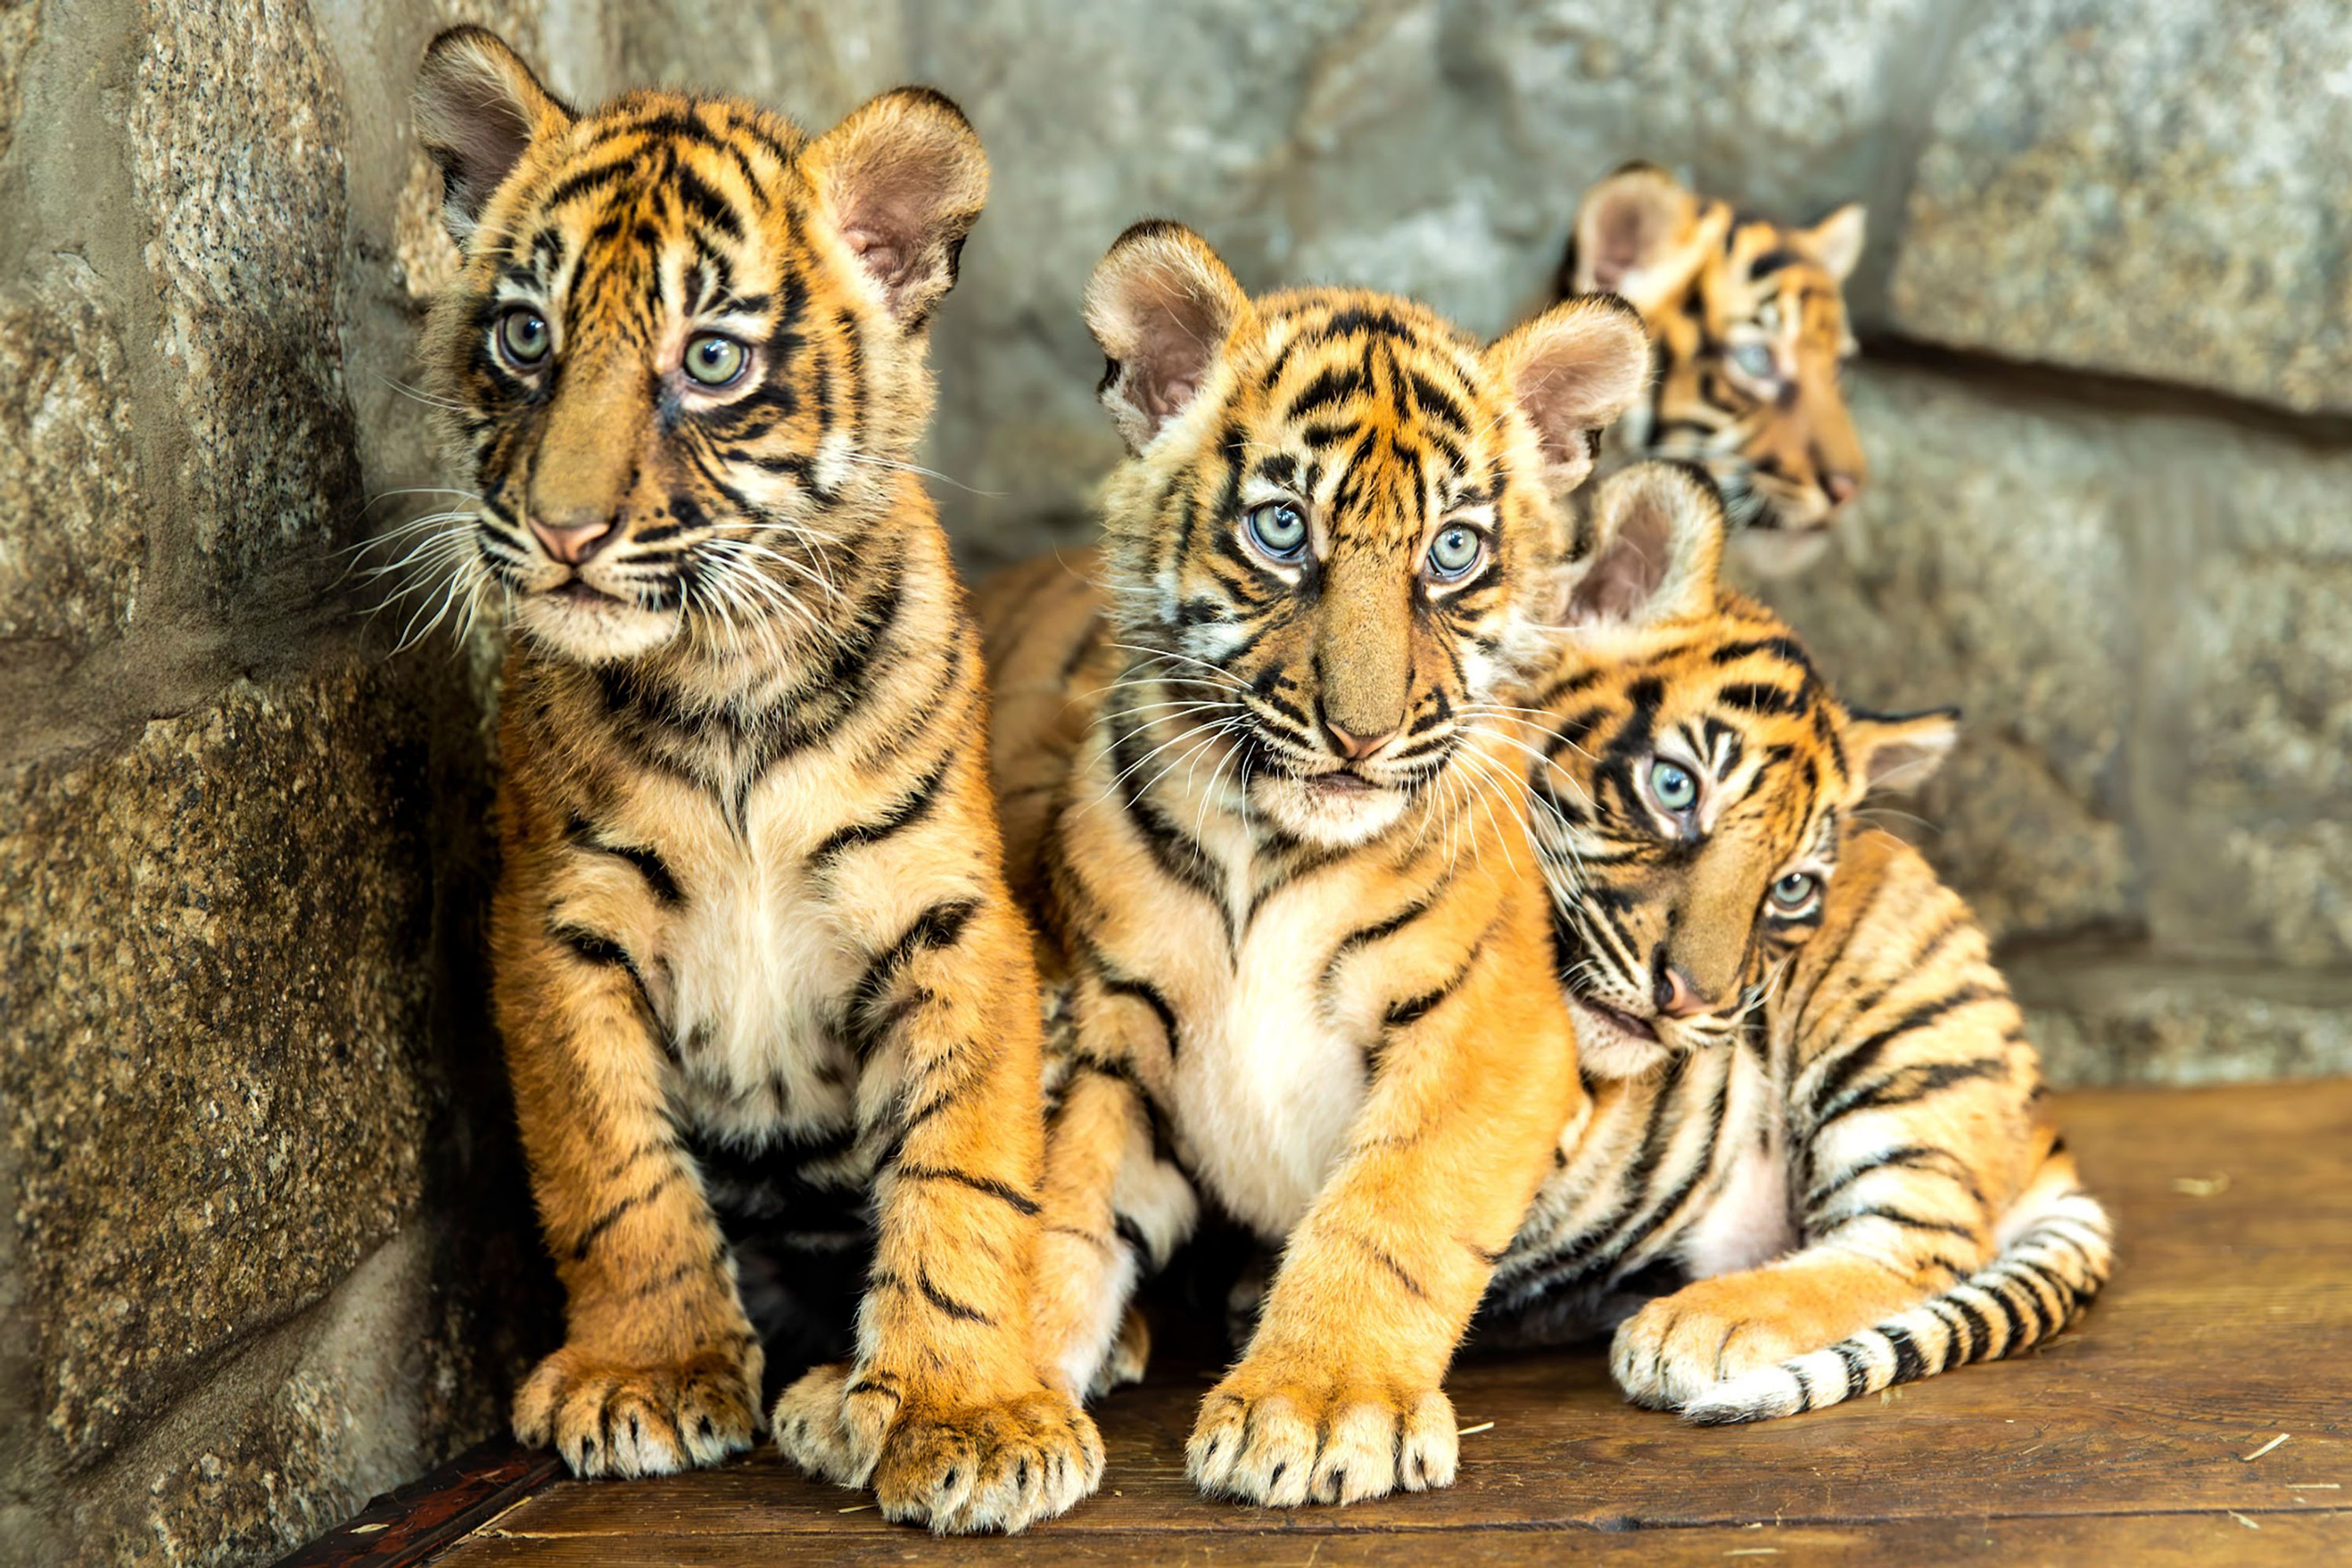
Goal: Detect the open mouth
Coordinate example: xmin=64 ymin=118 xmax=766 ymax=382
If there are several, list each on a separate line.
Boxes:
xmin=1563 ymin=979 xmax=1660 ymax=1044
xmin=1305 ymin=770 xmax=1373 ymax=797
xmin=552 ymin=579 xmax=617 ymax=606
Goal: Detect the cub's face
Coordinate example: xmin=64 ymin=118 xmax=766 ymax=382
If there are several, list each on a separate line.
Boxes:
xmin=1564 ymin=165 xmax=1866 ymax=564
xmin=1084 ymin=224 xmax=1650 ymax=848
xmin=1527 ymin=465 xmax=1957 ymax=1074
xmin=412 ymin=28 xmax=985 ymax=665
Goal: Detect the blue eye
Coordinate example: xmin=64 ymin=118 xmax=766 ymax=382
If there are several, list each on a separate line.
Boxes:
xmin=1769 ymin=871 xmax=1820 ymax=914
xmin=1730 ymin=341 xmax=1777 ymax=380
xmin=497 ymin=308 xmax=550 ymax=366
xmin=1649 ymin=759 xmax=1698 ymax=813
xmin=1426 ymin=524 xmax=1485 ymax=580
xmin=1246 ymin=501 xmax=1308 ymax=562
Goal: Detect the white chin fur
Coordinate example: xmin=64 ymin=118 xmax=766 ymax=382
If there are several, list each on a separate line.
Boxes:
xmin=1249 ymin=772 xmax=1411 ymax=848
xmin=513 ymin=594 xmax=679 ymax=663
xmin=1567 ymin=994 xmax=1675 ymax=1079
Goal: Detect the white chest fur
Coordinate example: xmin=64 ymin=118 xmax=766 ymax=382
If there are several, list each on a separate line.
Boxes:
xmin=654 ymin=763 xmax=861 ymax=1144
xmin=1170 ymin=881 xmax=1369 ymax=1242
xmin=1676 ymin=1075 xmax=1796 ymax=1280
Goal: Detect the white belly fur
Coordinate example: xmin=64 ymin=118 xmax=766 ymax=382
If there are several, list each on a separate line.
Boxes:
xmin=1172 ymin=900 xmax=1367 ymax=1241
xmin=657 ymin=771 xmax=861 ymax=1145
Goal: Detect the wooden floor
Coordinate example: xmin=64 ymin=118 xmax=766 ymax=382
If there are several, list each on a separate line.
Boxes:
xmin=290 ymin=1081 xmax=2352 ymax=1566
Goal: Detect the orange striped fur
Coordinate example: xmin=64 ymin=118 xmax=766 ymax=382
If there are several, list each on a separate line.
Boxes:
xmin=982 ymin=461 xmax=2112 ymax=1430
xmin=413 ymin=29 xmax=1096 ymax=1531
xmin=1483 ymin=463 xmax=2113 ymax=1421
xmin=979 ymin=222 xmax=1651 ymax=1506
xmin=1561 ymin=165 xmax=1866 ymax=570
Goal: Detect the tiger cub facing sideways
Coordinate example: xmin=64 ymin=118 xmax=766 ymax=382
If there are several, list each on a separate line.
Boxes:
xmin=1559 ymin=165 xmax=1868 ymax=571
xmin=981 ymin=222 xmax=1653 ymax=1506
xmin=412 ymin=29 xmax=1097 ymax=1531
xmin=1480 ymin=462 xmax=2114 ymax=1421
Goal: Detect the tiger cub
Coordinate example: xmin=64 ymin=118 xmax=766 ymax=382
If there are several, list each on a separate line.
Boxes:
xmin=413 ymin=29 xmax=1097 ymax=1531
xmin=1558 ymin=165 xmax=1868 ymax=570
xmin=1480 ymin=461 xmax=2114 ymax=1421
xmin=987 ymin=222 xmax=1652 ymax=1506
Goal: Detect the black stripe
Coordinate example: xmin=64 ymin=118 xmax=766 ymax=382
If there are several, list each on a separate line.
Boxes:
xmin=1819 ymin=1055 xmax=2011 ymax=1128
xmin=848 ymin=899 xmax=980 ymax=1044
xmin=1808 ymin=985 xmax=1999 ymax=1120
xmin=893 ymin=1163 xmax=1041 ymax=1216
xmin=811 ymin=750 xmax=954 ymax=864
xmin=914 ymin=1267 xmax=994 ymax=1325
xmin=1322 ymin=893 xmax=1439 ymax=990
xmin=552 ymin=924 xmax=631 ymax=968
xmin=1101 ymin=970 xmax=1182 ymax=1056
xmin=1383 ymin=939 xmax=1485 ymax=1030
xmin=1880 ymin=1324 xmax=1927 ymax=1384
xmin=1844 ymin=1205 xmax=1980 ymax=1240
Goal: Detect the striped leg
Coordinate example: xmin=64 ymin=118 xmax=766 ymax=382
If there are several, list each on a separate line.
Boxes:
xmin=1614 ymin=1144 xmax=2113 ymax=1422
xmin=1187 ymin=946 xmax=1580 ymax=1506
xmin=500 ymin=918 xmax=762 ymax=1479
xmin=772 ymin=892 xmax=1102 ymax=1533
xmin=1032 ymin=1061 xmax=1199 ymax=1400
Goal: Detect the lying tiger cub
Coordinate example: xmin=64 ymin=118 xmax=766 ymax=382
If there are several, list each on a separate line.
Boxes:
xmin=1559 ymin=164 xmax=1868 ymax=571
xmin=1481 ymin=461 xmax=2114 ymax=1422
xmin=979 ymin=221 xmax=1651 ymax=1505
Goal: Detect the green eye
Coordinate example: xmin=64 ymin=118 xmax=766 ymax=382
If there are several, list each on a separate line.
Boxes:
xmin=1770 ymin=871 xmax=1820 ymax=913
xmin=1730 ymin=341 xmax=1777 ymax=380
xmin=1649 ymin=759 xmax=1698 ymax=813
xmin=684 ymin=333 xmax=748 ymax=387
xmin=1246 ymin=501 xmax=1308 ymax=561
xmin=497 ymin=309 xmax=550 ymax=366
xmin=1426 ymin=524 xmax=1484 ymax=580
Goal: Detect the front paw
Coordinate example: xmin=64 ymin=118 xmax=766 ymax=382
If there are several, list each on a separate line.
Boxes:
xmin=1187 ymin=1363 xmax=1457 ymax=1506
xmin=772 ymin=1362 xmax=877 ymax=1487
xmin=514 ymin=1343 xmax=759 ymax=1478
xmin=873 ymin=1385 xmax=1104 ymax=1534
xmin=1611 ymin=1276 xmax=1816 ymax=1411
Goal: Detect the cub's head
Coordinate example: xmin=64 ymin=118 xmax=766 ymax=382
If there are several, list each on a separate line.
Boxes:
xmin=412 ymin=28 xmax=986 ymax=663
xmin=1085 ymin=222 xmax=1649 ymax=850
xmin=1532 ymin=462 xmax=1956 ymax=1075
xmin=1562 ymin=165 xmax=1866 ymax=568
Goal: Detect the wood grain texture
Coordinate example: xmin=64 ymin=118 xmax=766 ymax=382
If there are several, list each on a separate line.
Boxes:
xmin=374 ymin=1081 xmax=2352 ymax=1564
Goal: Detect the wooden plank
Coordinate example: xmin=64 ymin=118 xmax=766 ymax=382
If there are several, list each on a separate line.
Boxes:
xmin=271 ymin=1442 xmax=563 ymax=1568
xmin=402 ymin=1080 xmax=2351 ymax=1563
xmin=437 ymin=1510 xmax=2352 ymax=1566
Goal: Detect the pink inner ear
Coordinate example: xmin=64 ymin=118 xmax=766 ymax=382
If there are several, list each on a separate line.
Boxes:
xmin=842 ymin=227 xmax=908 ymax=288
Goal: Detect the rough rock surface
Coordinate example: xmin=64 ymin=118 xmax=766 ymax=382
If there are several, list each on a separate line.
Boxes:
xmin=0 ymin=270 xmax=148 ymax=649
xmin=1 ymin=667 xmax=436 ymax=1464
xmin=1888 ymin=0 xmax=2352 ymax=412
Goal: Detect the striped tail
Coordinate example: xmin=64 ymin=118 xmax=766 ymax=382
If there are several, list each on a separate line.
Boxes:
xmin=1680 ymin=1166 xmax=2114 ymax=1426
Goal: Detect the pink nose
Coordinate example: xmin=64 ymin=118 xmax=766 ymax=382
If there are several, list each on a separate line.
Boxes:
xmin=1325 ymin=721 xmax=1396 ymax=762
xmin=1654 ymin=965 xmax=1714 ymax=1020
xmin=529 ymin=516 xmax=614 ymax=565
xmin=1823 ymin=472 xmax=1860 ymax=509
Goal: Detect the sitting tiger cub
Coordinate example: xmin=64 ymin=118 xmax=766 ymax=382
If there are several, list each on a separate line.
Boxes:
xmin=982 ymin=222 xmax=1653 ymax=1506
xmin=412 ymin=29 xmax=1096 ymax=1531
xmin=1480 ymin=461 xmax=2114 ymax=1421
xmin=1559 ymin=165 xmax=1868 ymax=570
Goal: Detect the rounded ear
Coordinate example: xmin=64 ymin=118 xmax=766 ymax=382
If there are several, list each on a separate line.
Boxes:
xmin=802 ymin=87 xmax=990 ymax=331
xmin=1083 ymin=221 xmax=1250 ymax=454
xmin=1565 ymin=164 xmax=1724 ymax=317
xmin=1844 ymin=706 xmax=1959 ymax=794
xmin=1800 ymin=202 xmax=1868 ymax=284
xmin=413 ymin=26 xmax=574 ymax=243
xmin=1486 ymin=293 xmax=1650 ymax=499
xmin=1561 ymin=461 xmax=1725 ymax=630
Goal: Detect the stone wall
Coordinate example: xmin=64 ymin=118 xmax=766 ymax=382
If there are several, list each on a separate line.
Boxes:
xmin=0 ymin=4 xmax=570 ymax=1563
xmin=3 ymin=2 xmax=2345 ymax=1565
